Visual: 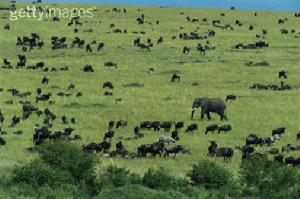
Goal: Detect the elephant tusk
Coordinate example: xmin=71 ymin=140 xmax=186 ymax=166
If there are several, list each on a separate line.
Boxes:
xmin=191 ymin=108 xmax=196 ymax=111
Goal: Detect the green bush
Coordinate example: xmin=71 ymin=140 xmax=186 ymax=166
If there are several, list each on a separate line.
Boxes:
xmin=142 ymin=167 xmax=178 ymax=190
xmin=12 ymin=159 xmax=73 ymax=187
xmin=97 ymin=165 xmax=141 ymax=188
xmin=240 ymin=154 xmax=269 ymax=186
xmin=240 ymin=154 xmax=300 ymax=198
xmin=94 ymin=184 xmax=189 ymax=199
xmin=187 ymin=160 xmax=233 ymax=189
xmin=39 ymin=141 xmax=97 ymax=184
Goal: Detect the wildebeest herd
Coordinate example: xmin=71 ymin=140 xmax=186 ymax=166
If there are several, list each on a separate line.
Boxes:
xmin=0 ymin=1 xmax=300 ymax=173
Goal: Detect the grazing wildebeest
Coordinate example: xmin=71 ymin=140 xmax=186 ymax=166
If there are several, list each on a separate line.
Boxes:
xmin=138 ymin=43 xmax=151 ymax=51
xmin=41 ymin=76 xmax=49 ymax=84
xmin=36 ymin=93 xmax=52 ymax=102
xmin=104 ymin=61 xmax=117 ymax=68
xmin=216 ymin=147 xmax=234 ymax=162
xmin=82 ymin=143 xmax=102 ymax=153
xmin=104 ymin=91 xmax=113 ymax=96
xmin=182 ymin=46 xmax=190 ymax=54
xmin=191 ymin=97 xmax=227 ymax=120
xmin=205 ymin=124 xmax=218 ymax=134
xmin=175 ymin=122 xmax=184 ymax=130
xmin=97 ymin=42 xmax=104 ymax=51
xmin=272 ymin=127 xmax=286 ymax=136
xmin=171 ymin=130 xmax=179 ymax=141
xmin=246 ymin=134 xmax=264 ymax=146
xmin=197 ymin=44 xmax=206 ymax=55
xmin=164 ymin=145 xmax=190 ymax=158
xmin=297 ymin=132 xmax=300 ymax=140
xmin=104 ymin=130 xmax=114 ymax=141
xmin=171 ymin=73 xmax=180 ymax=82
xmin=134 ymin=126 xmax=144 ymax=138
xmin=116 ymin=120 xmax=127 ymax=128
xmin=249 ymin=25 xmax=254 ymax=31
xmin=218 ymin=125 xmax=232 ymax=133
xmin=157 ymin=36 xmax=163 ymax=44
xmin=62 ymin=115 xmax=68 ymax=124
xmin=108 ymin=121 xmax=115 ymax=129
xmin=133 ymin=38 xmax=140 ymax=46
xmin=185 ymin=124 xmax=198 ymax=133
xmin=4 ymin=24 xmax=10 ymax=30
xmin=278 ymin=71 xmax=287 ymax=79
xmin=103 ymin=82 xmax=114 ymax=89
xmin=138 ymin=142 xmax=164 ymax=158
xmin=83 ymin=64 xmax=94 ymax=72
xmin=274 ymin=154 xmax=284 ymax=163
xmin=0 ymin=137 xmax=6 ymax=145
xmin=85 ymin=44 xmax=92 ymax=52
xmin=160 ymin=122 xmax=172 ymax=131
xmin=9 ymin=116 xmax=21 ymax=127
xmin=262 ymin=134 xmax=280 ymax=146
xmin=225 ymin=95 xmax=237 ymax=102
xmin=3 ymin=58 xmax=11 ymax=67
xmin=207 ymin=141 xmax=217 ymax=156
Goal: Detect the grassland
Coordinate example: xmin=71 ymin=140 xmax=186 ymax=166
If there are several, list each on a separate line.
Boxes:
xmin=0 ymin=1 xmax=300 ymax=179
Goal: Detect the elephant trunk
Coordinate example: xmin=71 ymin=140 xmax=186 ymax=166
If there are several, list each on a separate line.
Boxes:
xmin=191 ymin=108 xmax=196 ymax=119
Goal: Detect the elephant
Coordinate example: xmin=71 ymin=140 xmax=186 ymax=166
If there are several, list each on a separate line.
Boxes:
xmin=191 ymin=97 xmax=227 ymax=120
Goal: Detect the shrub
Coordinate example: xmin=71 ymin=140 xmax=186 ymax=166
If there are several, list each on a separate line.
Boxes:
xmin=240 ymin=154 xmax=300 ymax=198
xmin=39 ymin=141 xmax=97 ymax=184
xmin=142 ymin=167 xmax=177 ymax=190
xmin=239 ymin=153 xmax=269 ymax=186
xmin=12 ymin=159 xmax=73 ymax=187
xmin=93 ymin=184 xmax=188 ymax=199
xmin=187 ymin=160 xmax=233 ymax=189
xmin=97 ymin=165 xmax=141 ymax=188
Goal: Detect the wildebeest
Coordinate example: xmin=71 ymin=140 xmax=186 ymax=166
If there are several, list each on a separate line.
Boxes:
xmin=97 ymin=42 xmax=104 ymax=51
xmin=185 ymin=124 xmax=197 ymax=133
xmin=246 ymin=134 xmax=264 ymax=146
xmin=138 ymin=142 xmax=164 ymax=158
xmin=218 ymin=125 xmax=232 ymax=133
xmin=272 ymin=127 xmax=286 ymax=136
xmin=205 ymin=124 xmax=218 ymax=134
xmin=171 ymin=73 xmax=180 ymax=82
xmin=116 ymin=120 xmax=127 ymax=128
xmin=104 ymin=130 xmax=114 ymax=141
xmin=85 ymin=44 xmax=92 ymax=52
xmin=207 ymin=141 xmax=217 ymax=156
xmin=103 ymin=82 xmax=114 ymax=89
xmin=171 ymin=130 xmax=179 ymax=141
xmin=225 ymin=95 xmax=237 ymax=102
xmin=278 ymin=71 xmax=287 ymax=79
xmin=104 ymin=61 xmax=117 ymax=68
xmin=41 ymin=76 xmax=49 ymax=84
xmin=157 ymin=36 xmax=163 ymax=44
xmin=0 ymin=137 xmax=6 ymax=145
xmin=164 ymin=145 xmax=190 ymax=158
xmin=160 ymin=121 xmax=172 ymax=131
xmin=83 ymin=64 xmax=94 ymax=72
xmin=297 ymin=132 xmax=300 ymax=140
xmin=175 ymin=122 xmax=184 ymax=130
xmin=182 ymin=46 xmax=190 ymax=54
xmin=216 ymin=147 xmax=234 ymax=162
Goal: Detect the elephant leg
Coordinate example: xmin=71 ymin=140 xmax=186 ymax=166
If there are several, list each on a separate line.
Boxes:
xmin=206 ymin=112 xmax=211 ymax=120
xmin=200 ymin=109 xmax=206 ymax=120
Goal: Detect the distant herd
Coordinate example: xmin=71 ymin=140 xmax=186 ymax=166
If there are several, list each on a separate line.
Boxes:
xmin=0 ymin=2 xmax=300 ymax=167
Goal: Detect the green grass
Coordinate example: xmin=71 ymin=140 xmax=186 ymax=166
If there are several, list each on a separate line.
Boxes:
xmin=0 ymin=1 xmax=300 ymax=179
